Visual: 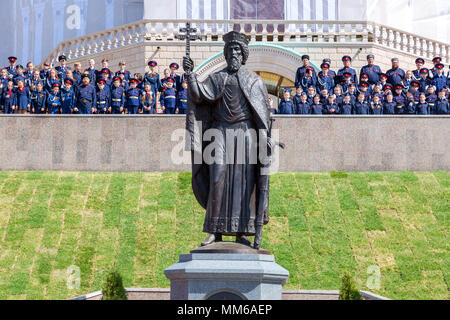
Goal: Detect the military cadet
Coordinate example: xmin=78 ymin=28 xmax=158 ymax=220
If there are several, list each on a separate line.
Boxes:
xmin=144 ymin=60 xmax=162 ymax=96
xmin=306 ymin=86 xmax=317 ymax=105
xmin=141 ymin=84 xmax=156 ymax=114
xmin=354 ymin=93 xmax=370 ymax=115
xmin=425 ymin=86 xmax=438 ymax=112
xmin=415 ymin=93 xmax=429 ymax=115
xmin=293 ymin=87 xmax=304 ymax=107
xmin=117 ymin=71 xmax=130 ymax=91
xmin=6 ymin=56 xmax=18 ymax=77
xmin=431 ymin=63 xmax=447 ymax=93
xmin=430 ymin=57 xmax=442 ymax=78
xmin=347 ymin=84 xmax=357 ymax=104
xmin=359 ymin=74 xmax=373 ymax=93
xmin=72 ymin=63 xmax=83 ymax=88
xmin=134 ymin=73 xmax=145 ymax=90
xmin=295 ymin=55 xmax=317 ymax=89
xmin=383 ymin=93 xmax=396 ymax=115
xmin=1 ymin=81 xmax=16 ymax=114
xmin=404 ymin=92 xmax=417 ymax=115
xmin=360 ymin=54 xmax=382 ymax=85
xmin=402 ymin=70 xmax=413 ymax=92
xmin=13 ymin=65 xmax=26 ymax=88
xmin=295 ymin=93 xmax=311 ymax=115
xmin=319 ymin=88 xmax=329 ymax=105
xmin=110 ymin=76 xmax=125 ymax=114
xmin=96 ymin=59 xmax=113 ymax=79
xmin=31 ymin=82 xmax=47 ymax=114
xmin=161 ymin=69 xmax=173 ymax=91
xmin=325 ymin=94 xmax=340 ymax=115
xmin=125 ymin=79 xmax=142 ymax=114
xmin=409 ymin=81 xmax=421 ymax=101
xmin=99 ymin=68 xmax=113 ymax=89
xmin=393 ymin=84 xmax=407 ymax=114
xmin=370 ymin=95 xmax=383 ymax=115
xmin=321 ymin=58 xmax=336 ymax=78
xmin=161 ymin=77 xmax=178 ymax=114
xmin=311 ymin=95 xmax=324 ymax=115
xmin=378 ymin=73 xmax=389 ymax=90
xmin=86 ymin=59 xmax=97 ymax=84
xmin=76 ymin=74 xmax=96 ymax=114
xmin=115 ymin=61 xmax=131 ymax=82
xmin=340 ymin=72 xmax=354 ymax=94
xmin=24 ymin=62 xmax=35 ymax=81
xmin=299 ymin=67 xmax=317 ymax=91
xmin=45 ymin=69 xmax=62 ymax=94
xmin=47 ymin=83 xmax=62 ymax=114
xmin=383 ymin=83 xmax=393 ymax=95
xmin=96 ymin=80 xmax=111 ymax=114
xmin=316 ymin=62 xmax=334 ymax=92
xmin=333 ymin=86 xmax=345 ymax=106
xmin=0 ymin=68 xmax=10 ymax=90
xmin=40 ymin=62 xmax=51 ymax=81
xmin=27 ymin=70 xmax=43 ymax=92
xmin=277 ymin=90 xmax=295 ymax=114
xmin=337 ymin=56 xmax=357 ymax=84
xmin=412 ymin=58 xmax=425 ymax=81
xmin=418 ymin=68 xmax=431 ymax=93
xmin=358 ymin=82 xmax=371 ymax=101
xmin=176 ymin=80 xmax=188 ymax=114
xmin=386 ymin=58 xmax=406 ymax=87
xmin=435 ymin=90 xmax=449 ymax=114
xmin=15 ymin=80 xmax=31 ymax=114
xmin=340 ymin=94 xmax=354 ymax=115
xmin=55 ymin=55 xmax=71 ymax=81
xmin=169 ymin=62 xmax=182 ymax=91
xmin=371 ymin=84 xmax=385 ymax=103
xmin=61 ymin=79 xmax=76 ymax=114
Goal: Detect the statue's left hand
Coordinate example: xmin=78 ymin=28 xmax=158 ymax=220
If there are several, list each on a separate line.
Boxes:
xmin=183 ymin=56 xmax=194 ymax=75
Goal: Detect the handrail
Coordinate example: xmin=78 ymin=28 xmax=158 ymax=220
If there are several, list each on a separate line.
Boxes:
xmin=39 ymin=19 xmax=449 ymax=67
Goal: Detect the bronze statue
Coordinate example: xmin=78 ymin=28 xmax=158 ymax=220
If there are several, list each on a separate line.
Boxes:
xmin=183 ymin=31 xmax=273 ymax=250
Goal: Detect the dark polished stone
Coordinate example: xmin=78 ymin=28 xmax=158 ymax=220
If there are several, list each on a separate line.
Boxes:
xmin=191 ymin=242 xmax=271 ymax=255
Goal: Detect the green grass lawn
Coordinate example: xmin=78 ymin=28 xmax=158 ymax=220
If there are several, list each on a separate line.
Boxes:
xmin=0 ymin=171 xmax=448 ymax=300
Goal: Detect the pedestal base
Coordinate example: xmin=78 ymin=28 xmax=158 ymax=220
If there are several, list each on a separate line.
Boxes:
xmin=164 ymin=242 xmax=289 ymax=300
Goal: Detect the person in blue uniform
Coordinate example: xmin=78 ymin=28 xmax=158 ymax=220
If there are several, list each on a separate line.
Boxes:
xmin=340 ymin=72 xmax=354 ymax=94
xmin=160 ymin=78 xmax=177 ymax=114
xmin=337 ymin=56 xmax=357 ymax=85
xmin=85 ymin=59 xmax=97 ymax=84
xmin=1 ymin=81 xmax=16 ymax=114
xmin=404 ymin=92 xmax=417 ymax=115
xmin=318 ymin=88 xmax=329 ymax=105
xmin=432 ymin=63 xmax=447 ymax=93
xmin=31 ymin=82 xmax=47 ymax=114
xmin=299 ymin=67 xmax=316 ymax=91
xmin=45 ymin=69 xmax=62 ymax=94
xmin=383 ymin=93 xmax=396 ymax=115
xmin=293 ymin=87 xmax=304 ymax=107
xmin=72 ymin=63 xmax=83 ymax=88
xmin=23 ymin=62 xmax=35 ymax=81
xmin=169 ymin=62 xmax=182 ymax=91
xmin=75 ymin=75 xmax=96 ymax=115
xmin=115 ymin=61 xmax=131 ymax=82
xmin=125 ymin=79 xmax=141 ymax=114
xmin=40 ymin=62 xmax=51 ymax=81
xmin=15 ymin=80 xmax=31 ymax=114
xmin=415 ymin=93 xmax=429 ymax=115
xmin=359 ymin=73 xmax=373 ymax=93
xmin=325 ymin=95 xmax=340 ymax=115
xmin=321 ymin=58 xmax=336 ymax=78
xmin=13 ymin=65 xmax=26 ymax=88
xmin=99 ymin=69 xmax=112 ymax=90
xmin=47 ymin=83 xmax=62 ymax=114
xmin=316 ymin=62 xmax=334 ymax=92
xmin=412 ymin=58 xmax=425 ymax=81
xmin=55 ymin=55 xmax=71 ymax=81
xmin=392 ymin=84 xmax=406 ymax=114
xmin=295 ymin=93 xmax=311 ymax=115
xmin=378 ymin=73 xmax=389 ymax=90
xmin=408 ymin=81 xmax=421 ymax=102
xmin=340 ymin=94 xmax=354 ymax=115
xmin=95 ymin=80 xmax=111 ymax=114
xmin=176 ymin=80 xmax=188 ymax=114
xmin=360 ymin=54 xmax=382 ymax=85
xmin=0 ymin=68 xmax=10 ymax=90
xmin=277 ymin=90 xmax=295 ymax=114
xmin=370 ymin=95 xmax=383 ymax=115
xmin=144 ymin=60 xmax=162 ymax=96
xmin=141 ymin=84 xmax=156 ymax=114
xmin=306 ymin=86 xmax=317 ymax=105
xmin=295 ymin=55 xmax=317 ymax=89
xmin=386 ymin=58 xmax=406 ymax=87
xmin=333 ymin=86 xmax=345 ymax=106
xmin=357 ymin=82 xmax=371 ymax=101
xmin=430 ymin=57 xmax=442 ymax=79
xmin=6 ymin=56 xmax=18 ymax=77
xmin=27 ymin=70 xmax=43 ymax=92
xmin=418 ymin=68 xmax=431 ymax=93
xmin=110 ymin=76 xmax=125 ymax=114
xmin=434 ymin=90 xmax=449 ymax=114
xmin=311 ymin=95 xmax=324 ymax=115
xmin=347 ymin=84 xmax=357 ymax=104
xmin=61 ymin=78 xmax=76 ymax=114
xmin=354 ymin=93 xmax=370 ymax=115
xmin=96 ymin=59 xmax=113 ymax=80
xmin=425 ymin=86 xmax=438 ymax=112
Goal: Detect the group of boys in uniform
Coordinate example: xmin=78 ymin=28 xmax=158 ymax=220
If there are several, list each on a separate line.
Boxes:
xmin=0 ymin=55 xmax=189 ymax=115
xmin=277 ymin=54 xmax=450 ymax=115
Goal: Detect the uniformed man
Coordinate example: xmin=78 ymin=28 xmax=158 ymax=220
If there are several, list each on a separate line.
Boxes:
xmin=61 ymin=79 xmax=76 ymax=114
xmin=76 ymin=74 xmax=96 ymax=114
xmin=386 ymin=58 xmax=406 ymax=87
xmin=412 ymin=58 xmax=425 ymax=80
xmin=85 ymin=59 xmax=97 ymax=84
xmin=316 ymin=62 xmax=335 ymax=92
xmin=176 ymin=80 xmax=188 ymax=114
xmin=110 ymin=76 xmax=125 ymax=114
xmin=6 ymin=56 xmax=18 ymax=77
xmin=23 ymin=62 xmax=35 ymax=81
xmin=295 ymin=55 xmax=317 ymax=89
xmin=144 ymin=60 xmax=162 ymax=96
xmin=40 ymin=62 xmax=51 ymax=81
xmin=340 ymin=72 xmax=354 ymax=94
xmin=30 ymin=82 xmax=47 ymax=114
xmin=418 ymin=68 xmax=431 ymax=93
xmin=432 ymin=63 xmax=447 ymax=93
xmin=169 ymin=62 xmax=182 ymax=91
xmin=430 ymin=57 xmax=442 ymax=78
xmin=55 ymin=55 xmax=71 ymax=81
xmin=72 ymin=63 xmax=83 ymax=88
xmin=337 ymin=55 xmax=357 ymax=84
xmin=360 ymin=54 xmax=382 ymax=85
xmin=96 ymin=80 xmax=111 ymax=114
xmin=299 ymin=66 xmax=316 ymax=91
xmin=115 ymin=61 xmax=131 ymax=82
xmin=99 ymin=68 xmax=113 ymax=91
xmin=125 ymin=79 xmax=142 ymax=114
xmin=321 ymin=58 xmax=336 ymax=78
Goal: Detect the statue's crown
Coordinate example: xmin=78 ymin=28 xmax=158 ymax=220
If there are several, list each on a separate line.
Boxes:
xmin=224 ymin=31 xmax=249 ymax=45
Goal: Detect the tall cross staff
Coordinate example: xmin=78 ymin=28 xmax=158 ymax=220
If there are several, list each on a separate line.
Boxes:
xmin=177 ymin=22 xmax=200 ymax=74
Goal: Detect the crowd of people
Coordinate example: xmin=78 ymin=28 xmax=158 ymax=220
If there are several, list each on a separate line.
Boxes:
xmin=0 ymin=53 xmax=449 ymax=116
xmin=272 ymin=54 xmax=450 ymax=115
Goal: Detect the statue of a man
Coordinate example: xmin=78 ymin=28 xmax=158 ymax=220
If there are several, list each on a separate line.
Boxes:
xmin=183 ymin=31 xmax=271 ymax=249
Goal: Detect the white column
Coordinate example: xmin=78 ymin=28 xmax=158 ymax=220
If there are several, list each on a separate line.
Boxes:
xmin=21 ymin=4 xmax=31 ymax=63
xmin=105 ymin=0 xmax=115 ymax=29
xmin=52 ymin=0 xmax=66 ymax=49
xmin=12 ymin=0 xmax=17 ymax=57
xmin=74 ymin=0 xmax=88 ymax=37
xmin=34 ymin=1 xmax=47 ymax=64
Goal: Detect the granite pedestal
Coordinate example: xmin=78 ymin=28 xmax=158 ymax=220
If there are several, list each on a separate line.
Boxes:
xmin=164 ymin=242 xmax=289 ymax=300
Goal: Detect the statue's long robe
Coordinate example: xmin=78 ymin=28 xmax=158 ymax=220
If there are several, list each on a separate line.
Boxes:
xmin=186 ymin=67 xmax=271 ymax=235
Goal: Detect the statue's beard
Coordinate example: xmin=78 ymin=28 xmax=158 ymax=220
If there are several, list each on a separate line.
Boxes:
xmin=227 ymin=56 xmax=242 ymax=73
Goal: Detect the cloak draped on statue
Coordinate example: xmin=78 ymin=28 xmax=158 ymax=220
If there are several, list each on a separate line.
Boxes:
xmin=186 ymin=66 xmax=271 ymax=236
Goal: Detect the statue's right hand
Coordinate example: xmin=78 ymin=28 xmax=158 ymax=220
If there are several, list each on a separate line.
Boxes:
xmin=183 ymin=56 xmax=194 ymax=74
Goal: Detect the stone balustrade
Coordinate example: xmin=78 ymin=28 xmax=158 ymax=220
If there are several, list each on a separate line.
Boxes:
xmin=40 ymin=19 xmax=449 ymax=68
